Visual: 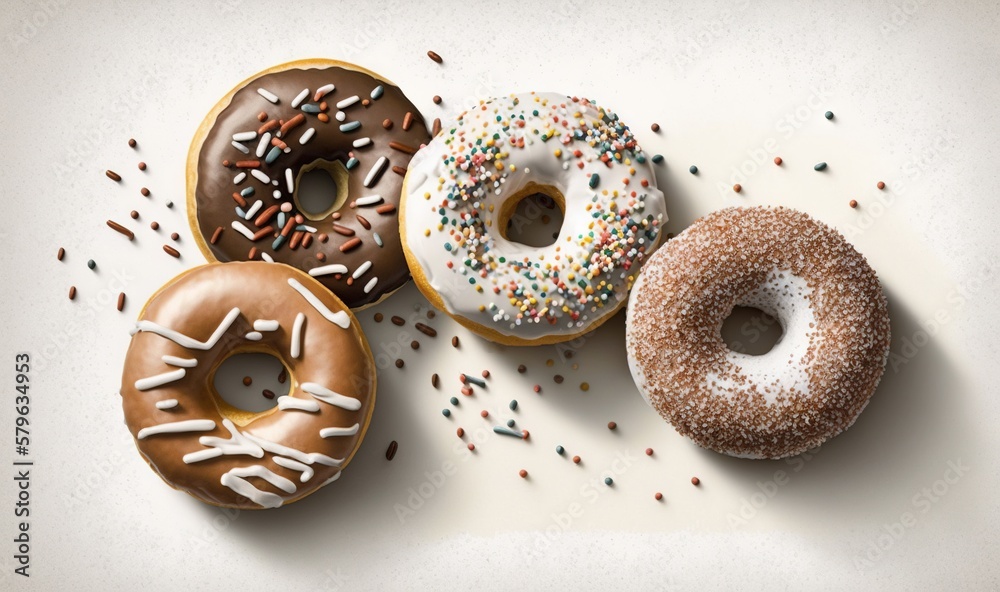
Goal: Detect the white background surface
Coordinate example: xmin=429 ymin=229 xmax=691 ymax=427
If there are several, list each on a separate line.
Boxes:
xmin=1 ymin=0 xmax=998 ymax=589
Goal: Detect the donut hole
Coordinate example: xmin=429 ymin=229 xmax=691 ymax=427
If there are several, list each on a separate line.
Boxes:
xmin=498 ymin=184 xmax=565 ymax=248
xmin=212 ymin=352 xmax=288 ymax=414
xmin=294 ymin=160 xmax=350 ymax=221
xmin=720 ymin=306 xmax=784 ymax=356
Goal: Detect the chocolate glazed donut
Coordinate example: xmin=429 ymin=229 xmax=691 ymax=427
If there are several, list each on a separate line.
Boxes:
xmin=187 ymin=59 xmax=431 ymax=308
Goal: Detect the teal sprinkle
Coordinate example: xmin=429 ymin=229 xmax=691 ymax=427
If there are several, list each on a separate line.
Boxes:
xmin=295 ymin=224 xmax=312 ymax=231
xmin=506 ymin=419 xmax=515 ymax=428
xmin=689 ymin=165 xmax=698 ymax=174
xmin=492 ymin=426 xmax=523 ymax=438
xmin=814 ymin=162 xmax=828 ymax=171
xmin=467 ymin=277 xmax=475 ymax=284
xmin=272 ymin=235 xmax=286 ymax=251
xmin=340 ymin=121 xmax=361 ymax=132
xmin=509 ymin=399 xmax=518 ymax=411
xmin=442 ymin=409 xmax=451 ymax=417
xmin=240 ymin=187 xmax=255 ymax=197
xmin=651 ymin=154 xmax=664 ymax=164
xmin=555 ymin=445 xmax=565 ymax=455
xmin=532 ymin=109 xmax=539 ymax=116
xmin=450 ymin=397 xmax=459 ymax=405
xmin=462 ymin=374 xmax=486 ymax=388
xmin=346 ymin=157 xmax=359 ymax=169
xmin=636 ymin=154 xmax=646 ymax=164
xmin=824 ymin=111 xmax=834 ymax=120
xmin=370 ymin=85 xmax=384 ymax=99
xmin=277 ymin=212 xmax=286 ymax=228
xmin=300 ymin=104 xmax=321 ymax=114
xmin=235 ymin=207 xmax=246 ymax=217
xmin=265 ymin=146 xmax=282 ymax=164
xmin=444 ymin=243 xmax=452 ymax=252
xmin=589 ymin=173 xmax=599 ymax=188
xmin=604 ymin=477 xmax=614 ymax=486
xmin=87 ymin=259 xmax=96 ymax=270
xmin=373 ymin=232 xmax=383 ymax=247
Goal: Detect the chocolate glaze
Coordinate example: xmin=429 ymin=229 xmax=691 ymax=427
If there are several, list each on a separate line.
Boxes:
xmin=194 ymin=64 xmax=430 ymax=307
xmin=120 ymin=262 xmax=376 ymax=508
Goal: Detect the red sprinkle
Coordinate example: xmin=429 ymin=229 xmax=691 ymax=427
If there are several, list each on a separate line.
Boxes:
xmin=691 ymin=477 xmax=701 ymax=486
xmin=519 ymin=469 xmax=528 ymax=478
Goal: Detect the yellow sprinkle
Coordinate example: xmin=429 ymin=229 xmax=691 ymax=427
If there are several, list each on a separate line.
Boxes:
xmin=580 ymin=382 xmax=590 ymax=392
xmin=554 ymin=149 xmax=562 ymax=158
xmin=424 ymin=229 xmax=431 ymax=237
xmin=546 ymin=359 xmax=554 ymax=367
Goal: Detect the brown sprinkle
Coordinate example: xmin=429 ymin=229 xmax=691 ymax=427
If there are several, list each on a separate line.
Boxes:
xmin=391 ymin=315 xmax=405 ymax=326
xmin=356 ymin=215 xmax=371 ymax=230
xmin=645 ymin=448 xmax=654 ymax=456
xmin=339 ymin=236 xmax=363 ymax=253
xmin=427 ymin=310 xmax=436 ymax=319
xmin=433 ymin=95 xmax=442 ymax=105
xmin=242 ymin=376 xmax=252 ymax=386
xmin=373 ymin=312 xmax=383 ymax=322
xmin=517 ymin=364 xmax=526 ymax=373
xmin=431 ymin=373 xmax=439 ymax=388
xmin=235 ymin=160 xmax=260 ymax=169
xmin=317 ymin=113 xmax=330 ymax=123
xmin=572 ymin=456 xmax=581 ymax=464
xmin=733 ymin=184 xmax=742 ymax=193
xmin=231 ymin=192 xmax=248 ymax=208
xmin=389 ymin=141 xmax=418 ymax=155
xmin=849 ymin=199 xmax=858 ymax=209
xmin=57 ymin=247 xmax=65 ymax=261
xmin=210 ymin=226 xmax=224 ymax=244
xmin=116 ymin=292 xmax=126 ymax=312
xmin=385 ymin=440 xmax=398 ymax=461
xmin=427 ymin=50 xmax=443 ymax=63
xmin=150 ymin=221 xmax=159 ymax=230
xmin=774 ymin=156 xmax=783 ymax=165
xmin=138 ymin=162 xmax=147 ymax=171
xmin=691 ymin=477 xmax=701 ymax=486
xmin=170 ymin=232 xmax=180 ymax=241
xmin=163 ymin=245 xmax=180 ymax=258
xmin=410 ymin=340 xmax=420 ymax=350
xmin=402 ymin=112 xmax=414 ymax=131
xmin=451 ymin=336 xmax=459 ymax=348
xmin=655 ymin=492 xmax=663 ymax=501
xmin=382 ymin=118 xmax=393 ymax=130
xmin=432 ymin=118 xmax=441 ymax=136
xmin=877 ymin=181 xmax=886 ymax=190
xmin=651 ymin=123 xmax=660 ymax=132
xmin=278 ymin=367 xmax=287 ymax=384
xmin=248 ymin=247 xmax=258 ymax=259
xmin=554 ymin=374 xmax=564 ymax=384
xmin=316 ymin=252 xmax=326 ymax=261
xmin=391 ymin=165 xmax=407 ymax=176
xmin=519 ymin=469 xmax=528 ymax=479
xmin=362 ymin=99 xmax=371 ymax=108
xmin=332 ymin=223 xmax=355 ymax=236
xmin=106 ymin=170 xmax=121 ymax=182
xmin=257 ymin=111 xmax=268 ymax=122
xmin=607 ymin=421 xmax=617 ymax=430
xmin=107 ymin=220 xmax=135 ymax=241
xmin=128 ymin=138 xmax=137 ymax=148
xmin=395 ymin=359 xmax=404 ymax=368
xmin=262 ymin=389 xmax=275 ymax=400
xmin=68 ymin=286 xmax=76 ymax=300
xmin=258 ymin=119 xmax=279 ymax=135
xmin=415 ymin=322 xmax=437 ymax=337
xmin=456 ymin=427 xmax=464 ymax=437
xmin=376 ymin=204 xmax=397 ymax=215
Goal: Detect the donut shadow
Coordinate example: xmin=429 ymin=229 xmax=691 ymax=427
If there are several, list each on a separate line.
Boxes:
xmin=696 ymin=284 xmax=975 ymax=520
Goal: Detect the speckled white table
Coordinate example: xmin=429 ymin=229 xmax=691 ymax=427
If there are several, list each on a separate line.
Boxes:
xmin=2 ymin=0 xmax=998 ymax=589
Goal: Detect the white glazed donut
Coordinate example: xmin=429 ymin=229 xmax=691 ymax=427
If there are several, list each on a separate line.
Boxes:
xmin=626 ymin=207 xmax=891 ymax=459
xmin=401 ymin=92 xmax=668 ymax=345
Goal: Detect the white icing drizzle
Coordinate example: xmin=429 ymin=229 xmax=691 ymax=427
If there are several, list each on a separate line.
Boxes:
xmin=134 ymin=368 xmax=186 ymax=391
xmin=351 ymin=260 xmax=372 ymax=279
xmin=290 ymin=312 xmax=305 ymax=359
xmin=363 ymin=156 xmax=388 ymax=187
xmin=231 ymin=220 xmax=256 ymax=240
xmin=162 ymin=355 xmax=197 ymax=368
xmin=155 ymin=399 xmax=178 ymax=410
xmin=253 ymin=319 xmax=279 ymax=332
xmin=245 ymin=331 xmax=263 ymax=341
xmin=301 ymin=382 xmax=362 ymax=411
xmin=309 ymin=264 xmax=349 ymax=277
xmin=273 ymin=456 xmax=314 ymax=483
xmin=132 ymin=307 xmax=240 ymax=351
xmin=291 ymin=88 xmax=309 ymax=109
xmin=183 ymin=418 xmax=263 ymax=464
xmin=355 ymin=194 xmax=383 ymax=206
xmin=242 ymin=433 xmax=341 ymax=466
xmin=277 ymin=396 xmax=320 ymax=413
xmin=320 ymin=471 xmax=342 ymax=487
xmin=364 ymin=277 xmax=378 ymax=294
xmin=287 ymin=278 xmax=350 ymax=329
xmin=220 ymin=472 xmax=284 ymax=508
xmin=231 ymin=465 xmax=296 ymax=493
xmin=137 ymin=419 xmax=216 ymax=440
xmin=319 ymin=424 xmax=361 ymax=438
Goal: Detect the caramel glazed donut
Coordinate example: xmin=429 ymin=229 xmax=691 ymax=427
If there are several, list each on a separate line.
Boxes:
xmin=188 ymin=59 xmax=431 ymax=309
xmin=626 ymin=207 xmax=890 ymax=459
xmin=120 ymin=263 xmax=376 ymax=509
xmin=401 ymin=92 xmax=668 ymax=346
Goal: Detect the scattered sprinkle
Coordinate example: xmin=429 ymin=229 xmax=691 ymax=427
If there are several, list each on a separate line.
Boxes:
xmin=689 ymin=165 xmax=698 ymax=174
xmin=129 ymin=210 xmax=139 ymax=220
xmin=733 ymin=184 xmax=742 ymax=193
xmin=652 ymin=154 xmax=664 ymax=164
xmin=556 ymin=445 xmax=565 ymax=455
xmin=517 ymin=364 xmax=527 ymax=373
xmin=691 ymin=477 xmax=701 ymax=486
xmin=774 ymin=156 xmax=782 ymax=166
xmin=849 ymin=199 xmax=858 ymax=209
xmin=451 ymin=336 xmax=460 ymax=348
xmin=385 ymin=440 xmax=398 ymax=461
xmin=456 ymin=427 xmax=464 ymax=437
xmin=553 ymin=375 xmax=564 ymax=384
xmin=580 ymin=382 xmax=590 ymax=391
xmin=432 ymin=95 xmax=442 ymax=105
xmin=824 ymin=111 xmax=834 ymax=120
xmin=814 ymin=162 xmax=828 ymax=171
xmin=87 ymin=259 xmax=96 ymax=270
xmin=607 ymin=421 xmax=617 ymax=430
xmin=442 ymin=409 xmax=451 ymax=417
xmin=163 ymin=245 xmax=180 ymax=258
xmin=117 ymin=292 xmax=126 ymax=312
xmin=519 ymin=469 xmax=528 ymax=479
xmin=262 ymin=389 xmax=275 ymax=399
xmin=106 ymin=170 xmax=121 ymax=182
xmin=604 ymin=477 xmax=614 ymax=486
xmin=68 ymin=286 xmax=76 ymax=300
xmin=651 ymin=123 xmax=660 ymax=132
xmin=373 ymin=313 xmax=383 ymax=322
xmin=509 ymin=399 xmax=518 ymax=410
xmin=427 ymin=50 xmax=443 ymax=63
xmin=128 ymin=138 xmax=137 ymax=148
xmin=877 ymin=181 xmax=886 ymax=190
xmin=431 ymin=374 xmax=439 ymax=388
xmin=138 ymin=161 xmax=147 ymax=171
xmin=480 ymin=410 xmax=489 ymax=418
xmin=57 ymin=247 xmax=65 ymax=261
xmin=655 ymin=492 xmax=663 ymax=501
xmin=391 ymin=315 xmax=405 ymax=326
xmin=242 ymin=376 xmax=252 ymax=386
xmin=572 ymin=455 xmax=581 ymax=464
xmin=645 ymin=448 xmax=654 ymax=456
xmin=395 ymin=359 xmax=404 ymax=368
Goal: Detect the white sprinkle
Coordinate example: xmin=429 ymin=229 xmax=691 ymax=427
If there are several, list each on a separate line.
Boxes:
xmin=256 ymin=132 xmax=271 ymax=158
xmin=231 ymin=220 xmax=255 ymax=240
xmin=261 ymin=252 xmax=274 ymax=263
xmin=233 ymin=172 xmax=247 ymax=184
xmin=335 ymin=111 xmax=347 ymax=122
xmin=135 ymin=368 xmax=186 ymax=391
xmin=155 ymin=399 xmax=178 ymax=410
xmin=352 ymin=260 xmax=372 ymax=279
xmin=272 ymin=189 xmax=282 ymax=199
xmin=162 ymin=355 xmax=197 ymax=368
xmin=363 ymin=157 xmax=388 ymax=187
xmin=277 ymin=396 xmax=320 ymax=413
xmin=253 ymin=319 xmax=279 ymax=332
xmin=244 ymin=200 xmax=263 ymax=220
xmin=352 ymin=137 xmax=372 ymax=148
xmin=298 ymin=224 xmax=317 ymax=233
xmin=370 ymin=85 xmax=383 ymax=99
xmin=315 ymin=83 xmax=334 ymax=99
xmin=290 ymin=312 xmax=305 ymax=359
xmin=257 ymin=88 xmax=279 ymax=103
xmin=308 ymin=264 xmax=349 ymax=277
xmin=320 ymin=424 xmax=361 ymax=438
xmin=245 ymin=331 xmax=263 ymax=341
xmin=364 ymin=277 xmax=378 ymax=294
xmin=251 ymin=170 xmax=271 ymax=184
xmin=287 ymin=278 xmax=351 ymax=328
xmin=291 ymin=88 xmax=309 ymax=108
xmin=231 ymin=141 xmax=250 ymax=154
xmin=285 ymin=168 xmax=295 ymax=192
xmin=355 ymin=194 xmax=383 ymax=206
xmin=137 ymin=419 xmax=215 ymax=440
xmin=233 ymin=131 xmax=257 ymax=142
xmin=373 ymin=232 xmax=383 ymax=247
xmin=336 ymin=95 xmax=360 ymax=109
xmin=302 ymin=383 xmax=362 ymax=411
xmin=299 ymin=127 xmax=316 ymax=145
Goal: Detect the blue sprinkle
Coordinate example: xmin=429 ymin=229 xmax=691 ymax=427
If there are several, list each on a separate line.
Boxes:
xmin=588 ymin=173 xmax=600 ymax=189
xmin=240 ymin=187 xmax=255 ymax=197
xmin=300 ymin=103 xmax=321 ymax=114
xmin=346 ymin=157 xmax=359 ymax=169
xmin=277 ymin=212 xmax=286 ymax=229
xmin=444 ymin=243 xmax=452 ymax=252
xmin=506 ymin=419 xmax=515 ymax=428
xmin=442 ymin=409 xmax=451 ymax=417
xmin=340 ymin=121 xmax=361 ymax=133
xmin=295 ymin=224 xmax=313 ymax=232
xmin=651 ymin=154 xmax=664 ymax=164
xmin=689 ymin=165 xmax=698 ymax=174
xmin=814 ymin=162 xmax=828 ymax=171
xmin=265 ymin=146 xmax=282 ymax=164
xmin=555 ymin=445 xmax=565 ymax=455
xmin=450 ymin=397 xmax=459 ymax=405
xmin=604 ymin=477 xmax=614 ymax=486
xmin=370 ymin=85 xmax=384 ymax=99
xmin=235 ymin=207 xmax=246 ymax=218
xmin=373 ymin=232 xmax=383 ymax=247
xmin=492 ymin=426 xmax=523 ymax=438
xmin=509 ymin=399 xmax=518 ymax=411
xmin=462 ymin=374 xmax=486 ymax=388
xmin=824 ymin=111 xmax=834 ymax=120
xmin=272 ymin=235 xmax=286 ymax=251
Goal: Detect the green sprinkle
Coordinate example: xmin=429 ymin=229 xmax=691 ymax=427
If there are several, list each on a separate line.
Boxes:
xmin=604 ymin=477 xmax=614 ymax=486
xmin=462 ymin=374 xmax=486 ymax=387
xmin=651 ymin=154 xmax=664 ymax=164
xmin=450 ymin=397 xmax=459 ymax=405
xmin=588 ymin=173 xmax=600 ymax=189
xmin=506 ymin=419 xmax=515 ymax=428
xmin=509 ymin=399 xmax=518 ymax=410
xmin=442 ymin=409 xmax=451 ymax=417
xmin=467 ymin=277 xmax=475 ymax=284
xmin=689 ymin=165 xmax=698 ymax=174
xmin=87 ymin=259 xmax=96 ymax=270
xmin=824 ymin=111 xmax=834 ymax=120
xmin=814 ymin=162 xmax=828 ymax=171
xmin=556 ymin=445 xmax=565 ymax=455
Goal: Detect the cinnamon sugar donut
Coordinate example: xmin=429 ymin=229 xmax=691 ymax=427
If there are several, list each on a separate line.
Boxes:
xmin=626 ymin=207 xmax=890 ymax=459
xmin=120 ymin=262 xmax=375 ymax=508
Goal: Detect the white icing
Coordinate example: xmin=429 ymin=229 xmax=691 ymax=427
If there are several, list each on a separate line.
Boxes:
xmin=220 ymin=472 xmax=284 ymax=508
xmin=183 ymin=418 xmax=263 ymax=464
xmin=363 ymin=157 xmax=387 ymax=187
xmin=277 ymin=396 xmax=320 ymax=412
xmin=253 ymin=319 xmax=279 ymax=332
xmin=319 ymin=423 xmax=361 ymax=438
xmin=155 ymin=399 xmax=178 ymax=410
xmin=132 ymin=307 xmax=240 ymax=350
xmin=162 ymin=355 xmax=197 ymax=368
xmin=363 ymin=277 xmax=378 ymax=294
xmin=231 ymin=220 xmax=255 ymax=240
xmin=351 ymin=260 xmax=372 ymax=279
xmin=301 ymin=383 xmax=362 ymax=411
xmin=402 ymin=93 xmax=668 ymax=340
xmin=290 ymin=312 xmax=305 ymax=359
xmin=273 ymin=456 xmax=314 ymax=482
xmin=134 ymin=368 xmax=186 ymax=391
xmin=244 ymin=331 xmax=263 ymax=341
xmin=320 ymin=471 xmax=342 ymax=487
xmin=137 ymin=419 xmax=215 ymax=440
xmin=309 ymin=264 xmax=349 ymax=277
xmin=242 ymin=433 xmax=341 ymax=466
xmin=287 ymin=278 xmax=350 ymax=328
